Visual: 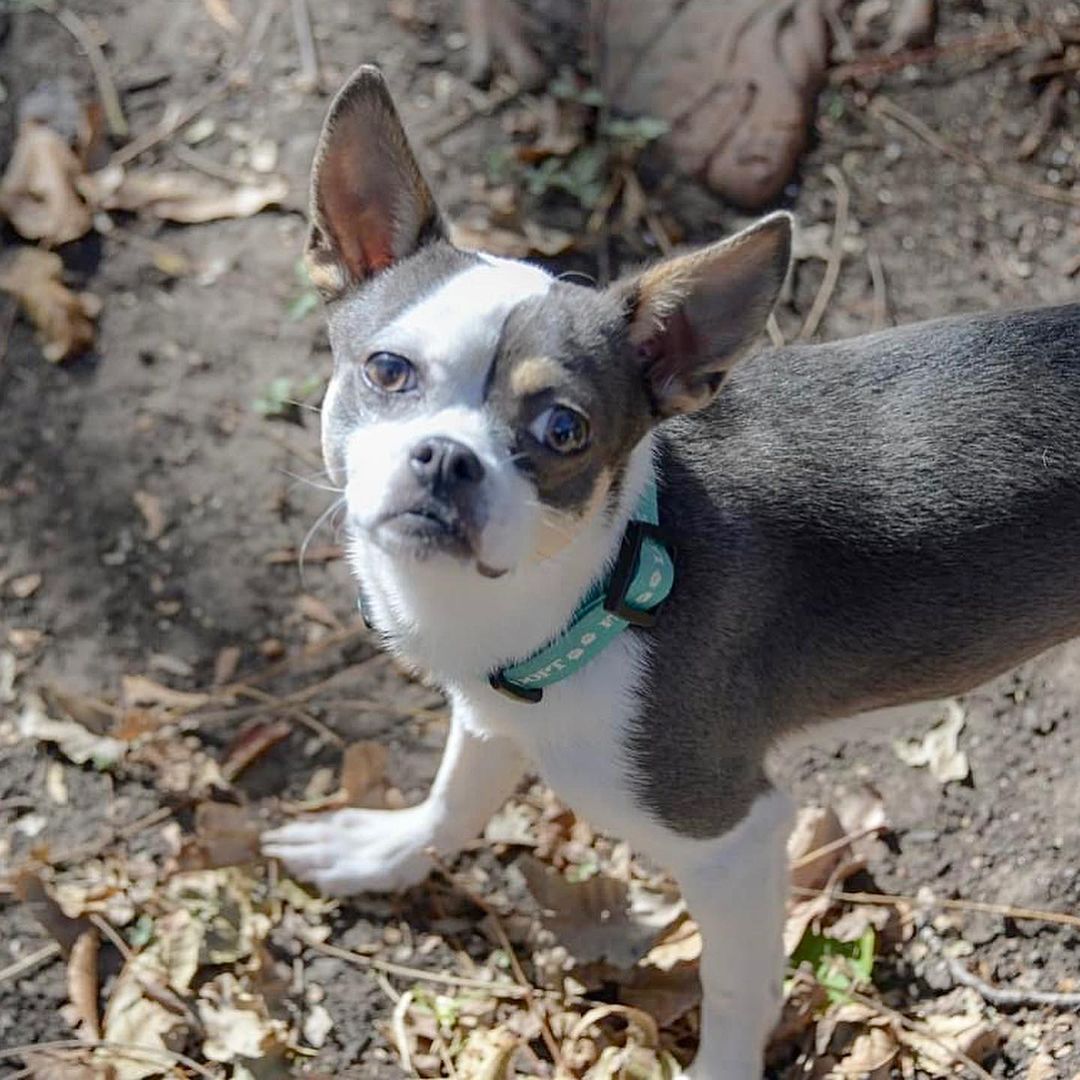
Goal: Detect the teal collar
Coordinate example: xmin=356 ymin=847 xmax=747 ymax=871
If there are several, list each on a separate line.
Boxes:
xmin=489 ymin=482 xmax=676 ymax=703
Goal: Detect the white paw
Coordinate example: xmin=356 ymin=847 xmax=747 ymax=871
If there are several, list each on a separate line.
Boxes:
xmin=262 ymin=803 xmax=441 ymax=895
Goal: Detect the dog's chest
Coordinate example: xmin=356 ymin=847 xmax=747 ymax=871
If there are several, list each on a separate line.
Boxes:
xmin=455 ymin=634 xmax=682 ymax=859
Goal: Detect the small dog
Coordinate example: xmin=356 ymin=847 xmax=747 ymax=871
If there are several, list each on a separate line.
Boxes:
xmin=263 ymin=66 xmax=1080 ymax=1078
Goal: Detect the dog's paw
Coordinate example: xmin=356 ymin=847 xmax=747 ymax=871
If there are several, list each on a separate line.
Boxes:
xmin=262 ymin=804 xmax=439 ymax=895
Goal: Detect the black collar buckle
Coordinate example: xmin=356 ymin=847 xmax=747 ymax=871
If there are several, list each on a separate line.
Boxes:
xmin=602 ymin=519 xmax=676 ymax=629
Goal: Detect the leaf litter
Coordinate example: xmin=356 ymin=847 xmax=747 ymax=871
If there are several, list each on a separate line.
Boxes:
xmin=1 ymin=639 xmax=1019 ymax=1080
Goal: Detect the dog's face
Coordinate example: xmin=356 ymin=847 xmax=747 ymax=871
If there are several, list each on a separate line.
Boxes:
xmin=307 ymin=67 xmax=791 ymax=579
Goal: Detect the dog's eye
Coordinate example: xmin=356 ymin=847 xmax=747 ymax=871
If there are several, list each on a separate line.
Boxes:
xmin=363 ymin=352 xmax=417 ymax=393
xmin=530 ymin=405 xmax=590 ymax=454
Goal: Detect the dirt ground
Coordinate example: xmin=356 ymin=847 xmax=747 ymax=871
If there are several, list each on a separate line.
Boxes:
xmin=1 ymin=0 xmax=1079 ymax=1077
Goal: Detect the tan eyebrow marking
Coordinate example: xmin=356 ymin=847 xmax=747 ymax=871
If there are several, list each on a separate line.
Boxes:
xmin=510 ymin=356 xmax=565 ymax=398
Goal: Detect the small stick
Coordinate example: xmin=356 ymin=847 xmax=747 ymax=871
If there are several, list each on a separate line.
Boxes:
xmin=790 ymin=884 xmax=1080 ymax=931
xmin=870 ymin=94 xmax=1080 ymax=209
xmin=232 ymin=684 xmax=346 ymax=748
xmin=290 ymin=0 xmax=320 ymax=93
xmin=919 ymin=923 xmax=1080 ymax=1009
xmin=89 ymin=913 xmax=133 ymax=963
xmin=0 ymin=942 xmax=61 ymax=986
xmin=172 ymin=143 xmax=255 ymax=185
xmin=867 ymin=248 xmax=888 ymax=331
xmin=766 ymin=312 xmax=785 ymax=348
xmin=789 ymin=823 xmax=883 ymax=872
xmin=31 ymin=0 xmax=128 ymax=137
xmin=390 ymin=988 xmax=416 ymax=1075
xmin=799 ymin=164 xmax=850 ymax=341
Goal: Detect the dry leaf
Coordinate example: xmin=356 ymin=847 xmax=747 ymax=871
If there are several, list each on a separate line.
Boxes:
xmin=296 ymin=593 xmax=341 ymax=629
xmin=454 ymin=1028 xmax=519 ymax=1080
xmin=9 ymin=627 xmax=46 ymax=655
xmin=19 ymin=694 xmax=127 ymax=767
xmin=835 ymin=1025 xmax=898 ymax=1077
xmin=788 ymin=805 xmax=845 ymax=890
xmin=189 ymin=801 xmax=261 ymax=868
xmin=302 ymin=1002 xmax=334 ymax=1048
xmin=47 ymin=761 xmax=69 ymax=805
xmin=0 ymin=249 xmax=99 ymax=362
xmin=0 ymin=121 xmax=93 ymax=245
xmin=213 ymin=645 xmax=242 ymax=685
xmin=80 ymin=165 xmax=288 ymax=223
xmin=198 ymin=972 xmax=289 ymax=1062
xmin=900 ymin=992 xmax=1000 ymax=1074
xmin=641 ymin=916 xmax=701 ymax=971
xmin=121 ymin=675 xmax=211 ymax=711
xmin=0 ymin=649 xmax=16 ymax=704
xmin=132 ymin=491 xmax=166 ymax=540
xmin=22 ymin=1051 xmax=104 ymax=1080
xmin=1027 ymin=1052 xmax=1057 ymax=1080
xmin=221 ymin=719 xmax=291 ymax=781
xmin=15 ymin=871 xmax=94 ymax=955
xmin=894 ymin=700 xmax=969 ymax=783
xmin=201 ymin=0 xmax=241 ymax=33
xmin=341 ymin=740 xmax=389 ymax=807
xmin=67 ymin=929 xmax=101 ymax=1041
xmin=10 ymin=572 xmax=44 ymax=598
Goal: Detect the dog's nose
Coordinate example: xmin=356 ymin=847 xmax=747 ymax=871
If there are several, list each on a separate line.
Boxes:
xmin=409 ymin=437 xmax=485 ymax=492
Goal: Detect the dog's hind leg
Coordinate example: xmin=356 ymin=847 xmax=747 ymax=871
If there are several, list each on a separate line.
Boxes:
xmin=669 ymin=790 xmax=794 ymax=1080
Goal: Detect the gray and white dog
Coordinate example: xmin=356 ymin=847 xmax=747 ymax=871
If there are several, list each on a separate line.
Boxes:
xmin=263 ymin=66 xmax=1080 ymax=1078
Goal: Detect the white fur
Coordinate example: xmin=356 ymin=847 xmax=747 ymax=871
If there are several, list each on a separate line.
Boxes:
xmin=266 ymin=257 xmax=790 ymax=1079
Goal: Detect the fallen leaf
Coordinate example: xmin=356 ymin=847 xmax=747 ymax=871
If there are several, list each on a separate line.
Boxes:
xmin=341 ymin=740 xmax=389 ymax=807
xmin=1027 ymin=1052 xmax=1057 ymax=1080
xmin=296 ymin=593 xmax=341 ymax=629
xmin=0 ymin=120 xmax=93 ymax=245
xmin=221 ymin=719 xmax=291 ymax=781
xmin=454 ymin=1028 xmax=519 ymax=1080
xmin=19 ymin=694 xmax=127 ymax=767
xmin=641 ymin=916 xmax=701 ymax=971
xmin=15 ymin=871 xmax=94 ymax=955
xmin=302 ymin=1002 xmax=334 ymax=1048
xmin=22 ymin=1051 xmax=102 ymax=1080
xmin=0 ymin=249 xmax=99 ymax=362
xmin=900 ymin=995 xmax=1000 ymax=1074
xmin=120 ymin=675 xmax=211 ymax=711
xmin=10 ymin=571 xmax=44 ymax=598
xmin=46 ymin=761 xmax=69 ymax=805
xmin=201 ymin=0 xmax=241 ymax=33
xmin=835 ymin=1024 xmax=898 ymax=1077
xmin=9 ymin=627 xmax=46 ymax=655
xmin=198 ymin=972 xmax=289 ymax=1062
xmin=67 ymin=928 xmax=101 ymax=1041
xmin=80 ymin=165 xmax=288 ymax=223
xmin=132 ymin=491 xmax=166 ymax=540
xmin=187 ymin=801 xmax=261 ymax=868
xmin=788 ymin=805 xmax=845 ymax=890
xmin=0 ymin=649 xmax=16 ymax=704
xmin=213 ymin=645 xmax=242 ymax=685
xmin=894 ymin=700 xmax=969 ymax=783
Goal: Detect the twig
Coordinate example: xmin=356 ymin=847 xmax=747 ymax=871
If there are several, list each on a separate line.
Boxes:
xmin=306 ymin=939 xmax=536 ymax=999
xmin=422 ymin=79 xmax=520 ymax=144
xmin=232 ymin=684 xmax=346 ymax=748
xmin=289 ymin=0 xmax=320 ymax=93
xmin=765 ymin=312 xmax=785 ymax=348
xmin=867 ymin=248 xmax=888 ymax=331
xmin=799 ymin=164 xmax=849 ymax=341
xmin=0 ymin=942 xmax=61 ymax=985
xmin=30 ymin=0 xmax=128 ymax=137
xmin=227 ymin=622 xmax=370 ymax=688
xmin=0 ymin=1039 xmax=217 ymax=1079
xmin=172 ymin=144 xmax=255 ymax=185
xmin=870 ymin=94 xmax=1080 ymax=209
xmin=89 ymin=913 xmax=133 ymax=963
xmin=390 ymin=988 xmax=416 ymax=1075
xmin=325 ymin=698 xmax=448 ymax=723
xmin=790 ymin=884 xmax=1080 ymax=931
xmin=110 ymin=0 xmax=279 ymax=166
xmin=844 ymin=989 xmax=995 ymax=1080
xmin=789 ymin=824 xmax=883 ymax=872
xmin=428 ymin=852 xmax=565 ymax=1072
xmin=919 ymin=922 xmax=1080 ymax=1009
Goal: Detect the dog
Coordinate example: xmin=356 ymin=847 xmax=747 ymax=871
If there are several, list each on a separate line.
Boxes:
xmin=263 ymin=65 xmax=1080 ymax=1078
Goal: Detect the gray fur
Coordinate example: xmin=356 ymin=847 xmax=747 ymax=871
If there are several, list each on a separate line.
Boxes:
xmin=632 ymin=304 xmax=1080 ymax=836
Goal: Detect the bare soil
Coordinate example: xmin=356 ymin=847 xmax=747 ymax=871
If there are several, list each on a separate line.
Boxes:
xmin=1 ymin=0 xmax=1079 ymax=1076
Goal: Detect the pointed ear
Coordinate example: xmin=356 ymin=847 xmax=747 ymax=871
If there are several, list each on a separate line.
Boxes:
xmin=616 ymin=213 xmax=792 ymax=417
xmin=305 ymin=65 xmax=448 ymax=300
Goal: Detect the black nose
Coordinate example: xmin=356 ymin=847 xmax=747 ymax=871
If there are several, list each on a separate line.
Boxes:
xmin=409 ymin=437 xmax=485 ymax=492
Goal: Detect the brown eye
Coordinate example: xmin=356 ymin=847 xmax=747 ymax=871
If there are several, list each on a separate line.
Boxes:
xmin=363 ymin=352 xmax=417 ymax=393
xmin=529 ymin=405 xmax=590 ymax=454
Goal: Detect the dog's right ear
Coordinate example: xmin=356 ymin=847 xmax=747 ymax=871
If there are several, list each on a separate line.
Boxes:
xmin=305 ymin=66 xmax=447 ymax=300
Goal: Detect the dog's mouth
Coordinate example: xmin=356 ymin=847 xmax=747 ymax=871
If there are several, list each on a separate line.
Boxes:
xmin=372 ymin=502 xmax=475 ymax=559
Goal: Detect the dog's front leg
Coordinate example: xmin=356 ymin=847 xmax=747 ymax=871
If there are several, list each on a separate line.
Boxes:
xmin=263 ymin=702 xmax=527 ymax=895
xmin=671 ymin=791 xmax=794 ymax=1080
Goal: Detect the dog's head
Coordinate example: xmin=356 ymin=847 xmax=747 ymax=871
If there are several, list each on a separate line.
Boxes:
xmin=307 ymin=67 xmax=791 ymax=579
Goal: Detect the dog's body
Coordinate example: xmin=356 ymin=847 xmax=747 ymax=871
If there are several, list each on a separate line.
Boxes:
xmin=264 ymin=67 xmax=1080 ymax=1078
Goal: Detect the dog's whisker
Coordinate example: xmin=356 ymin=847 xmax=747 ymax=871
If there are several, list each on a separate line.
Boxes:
xmin=276 ymin=467 xmax=345 ymax=494
xmin=299 ymin=496 xmax=347 ymax=584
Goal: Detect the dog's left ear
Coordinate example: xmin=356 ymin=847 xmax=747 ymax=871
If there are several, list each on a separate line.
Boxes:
xmin=615 ymin=213 xmax=792 ymax=417
xmin=305 ymin=65 xmax=447 ymax=300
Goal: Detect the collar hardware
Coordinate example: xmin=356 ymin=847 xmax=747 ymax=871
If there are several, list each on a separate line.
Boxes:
xmin=603 ymin=519 xmax=675 ymax=628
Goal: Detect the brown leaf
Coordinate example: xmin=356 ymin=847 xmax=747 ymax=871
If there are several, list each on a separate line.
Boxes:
xmin=79 ymin=165 xmax=288 ymax=223
xmin=341 ymin=740 xmax=389 ymax=807
xmin=132 ymin=490 xmax=167 ymax=540
xmin=297 ymin=593 xmax=342 ymax=629
xmin=221 ymin=719 xmax=291 ymax=781
xmin=641 ymin=916 xmax=701 ymax=971
xmin=15 ymin=871 xmax=94 ymax=956
xmin=201 ymin=0 xmax=241 ymax=33
xmin=835 ymin=1025 xmax=898 ymax=1077
xmin=0 ymin=120 xmax=93 ymax=245
xmin=213 ymin=645 xmax=242 ymax=685
xmin=120 ymin=675 xmax=211 ymax=711
xmin=10 ymin=572 xmax=44 ymax=598
xmin=187 ymin=801 xmax=261 ymax=868
xmin=19 ymin=694 xmax=127 ymax=767
xmin=787 ymin=805 xmax=845 ymax=891
xmin=23 ymin=1050 xmax=106 ymax=1080
xmin=67 ymin=928 xmax=101 ymax=1041
xmin=0 ymin=249 xmax=99 ymax=362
